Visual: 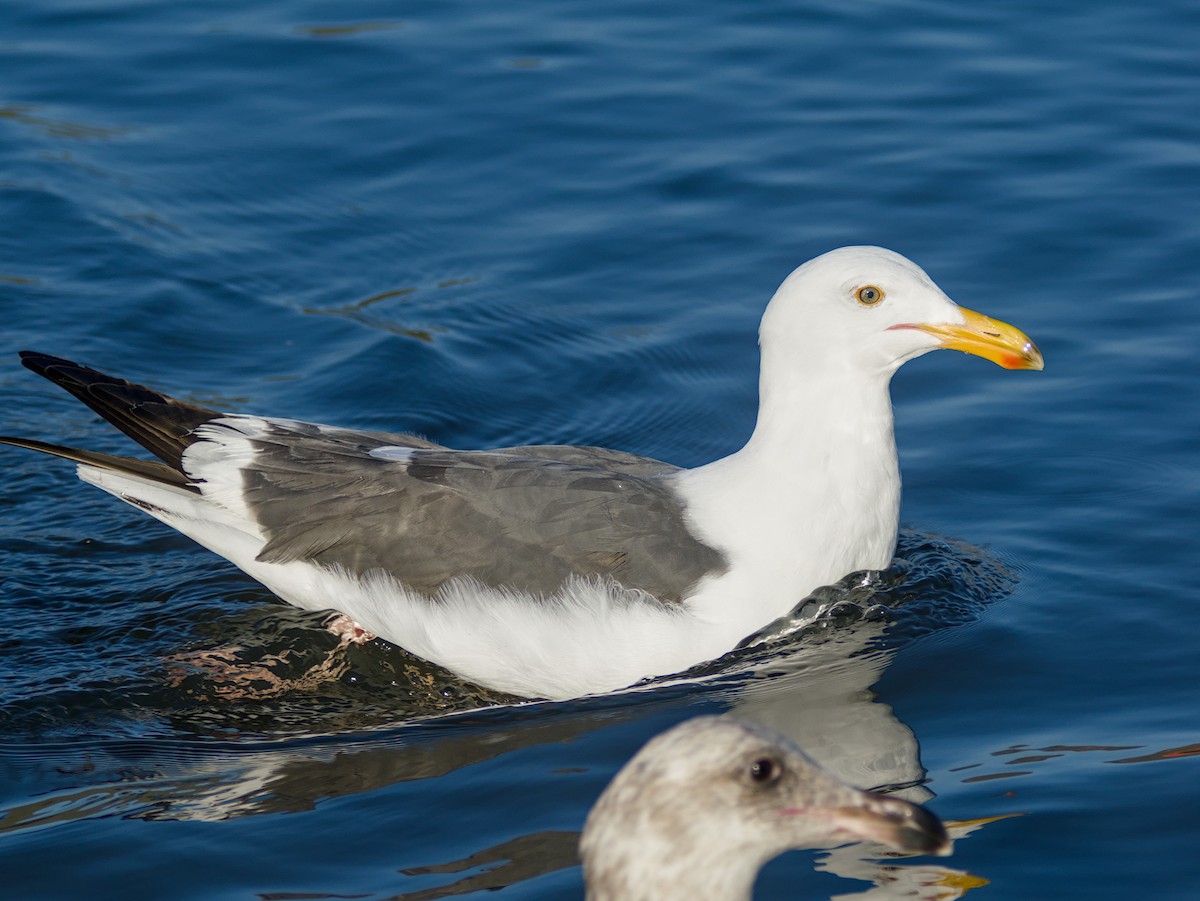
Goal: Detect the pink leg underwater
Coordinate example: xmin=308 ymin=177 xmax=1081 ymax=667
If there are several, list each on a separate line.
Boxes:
xmin=164 ymin=613 xmax=376 ymax=699
xmin=323 ymin=612 xmax=376 ymax=645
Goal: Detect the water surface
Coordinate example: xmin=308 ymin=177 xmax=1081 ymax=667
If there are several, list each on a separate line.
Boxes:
xmin=2 ymin=1 xmax=1198 ymax=898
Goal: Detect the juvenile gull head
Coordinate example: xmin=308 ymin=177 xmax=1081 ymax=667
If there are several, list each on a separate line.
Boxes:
xmin=580 ymin=717 xmax=950 ymax=901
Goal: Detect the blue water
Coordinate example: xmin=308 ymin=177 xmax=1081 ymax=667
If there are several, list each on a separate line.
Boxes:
xmin=2 ymin=1 xmax=1198 ymax=898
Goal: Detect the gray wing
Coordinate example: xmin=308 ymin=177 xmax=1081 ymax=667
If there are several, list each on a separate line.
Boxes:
xmin=230 ymin=420 xmax=727 ymax=604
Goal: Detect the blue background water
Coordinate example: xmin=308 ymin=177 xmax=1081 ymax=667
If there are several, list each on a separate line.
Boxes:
xmin=2 ymin=1 xmax=1198 ymax=898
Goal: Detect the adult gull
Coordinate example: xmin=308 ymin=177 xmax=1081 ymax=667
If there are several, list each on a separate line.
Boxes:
xmin=580 ymin=716 xmax=950 ymax=901
xmin=0 ymin=247 xmax=1042 ymax=699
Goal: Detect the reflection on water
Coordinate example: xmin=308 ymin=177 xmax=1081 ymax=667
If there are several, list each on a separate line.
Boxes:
xmin=293 ymin=22 xmax=402 ymax=39
xmin=0 ymin=515 xmax=1190 ymax=897
xmin=0 ymin=104 xmax=132 ymax=141
xmin=948 ymin=740 xmax=1198 ymax=785
xmin=393 ymin=831 xmax=579 ymax=901
xmin=5 ymin=640 xmax=973 ymax=897
xmin=0 ymin=532 xmax=1011 ymax=897
xmin=821 ymin=816 xmax=1005 ymax=901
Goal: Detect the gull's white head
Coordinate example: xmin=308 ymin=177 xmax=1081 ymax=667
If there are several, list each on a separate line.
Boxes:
xmin=761 ymin=246 xmax=1043 ymax=379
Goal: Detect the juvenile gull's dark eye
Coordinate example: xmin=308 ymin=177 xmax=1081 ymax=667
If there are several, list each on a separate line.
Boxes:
xmin=749 ymin=757 xmax=780 ymax=784
xmin=856 ymin=285 xmax=884 ymax=305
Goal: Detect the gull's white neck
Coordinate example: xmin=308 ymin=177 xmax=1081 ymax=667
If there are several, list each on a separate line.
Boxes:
xmin=675 ymin=333 xmax=901 ymax=638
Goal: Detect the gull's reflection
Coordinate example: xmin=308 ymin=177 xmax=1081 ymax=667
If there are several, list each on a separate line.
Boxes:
xmin=820 ymin=816 xmax=1015 ymax=901
xmin=724 ymin=623 xmax=932 ymax=803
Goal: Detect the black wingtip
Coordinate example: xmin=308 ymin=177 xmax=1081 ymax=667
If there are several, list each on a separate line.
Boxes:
xmin=13 ymin=350 xmax=222 ymax=471
xmin=19 ymin=350 xmax=77 ymax=374
xmin=18 ymin=351 xmax=107 ymax=384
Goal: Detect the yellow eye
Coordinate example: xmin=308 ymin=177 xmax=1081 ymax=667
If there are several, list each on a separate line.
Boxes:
xmin=856 ymin=285 xmax=884 ymax=305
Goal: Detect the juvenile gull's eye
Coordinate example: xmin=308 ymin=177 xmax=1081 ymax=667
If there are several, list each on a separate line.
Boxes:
xmin=749 ymin=757 xmax=780 ymax=784
xmin=856 ymin=285 xmax=884 ymax=305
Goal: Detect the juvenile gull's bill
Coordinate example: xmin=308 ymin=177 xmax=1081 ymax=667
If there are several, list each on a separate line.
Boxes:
xmin=0 ymin=247 xmax=1042 ymax=699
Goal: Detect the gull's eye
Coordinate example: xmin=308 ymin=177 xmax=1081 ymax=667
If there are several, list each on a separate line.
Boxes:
xmin=856 ymin=285 xmax=884 ymax=306
xmin=748 ymin=757 xmax=781 ymax=784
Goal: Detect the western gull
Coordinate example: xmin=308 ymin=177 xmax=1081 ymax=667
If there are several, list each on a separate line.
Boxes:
xmin=0 ymin=247 xmax=1041 ymax=699
xmin=580 ymin=716 xmax=950 ymax=901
